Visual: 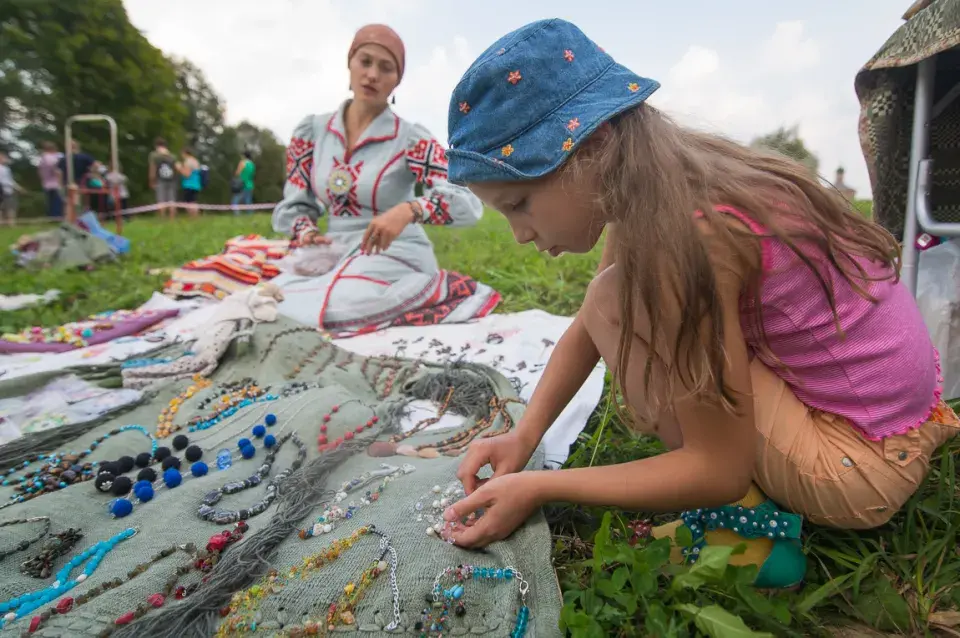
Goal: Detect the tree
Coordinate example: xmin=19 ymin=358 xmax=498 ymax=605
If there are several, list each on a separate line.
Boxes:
xmin=172 ymin=58 xmax=226 ymax=160
xmin=749 ymin=125 xmax=819 ymax=174
xmin=0 ymin=0 xmax=188 ymax=207
xmin=203 ymin=121 xmax=285 ymax=206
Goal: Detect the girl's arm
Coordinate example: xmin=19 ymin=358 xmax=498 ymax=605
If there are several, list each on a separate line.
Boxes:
xmin=532 ymin=225 xmax=757 ymax=510
xmin=513 ymin=224 xmax=619 ymax=448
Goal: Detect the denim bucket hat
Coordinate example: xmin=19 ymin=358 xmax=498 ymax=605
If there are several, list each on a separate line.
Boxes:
xmin=446 ymin=19 xmax=660 ymax=185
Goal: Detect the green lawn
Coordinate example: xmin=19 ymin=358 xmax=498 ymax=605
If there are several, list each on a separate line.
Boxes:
xmin=2 ymin=212 xmax=958 ymax=637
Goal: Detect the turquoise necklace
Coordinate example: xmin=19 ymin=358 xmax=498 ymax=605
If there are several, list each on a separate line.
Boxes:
xmin=0 ymin=527 xmax=137 ymax=628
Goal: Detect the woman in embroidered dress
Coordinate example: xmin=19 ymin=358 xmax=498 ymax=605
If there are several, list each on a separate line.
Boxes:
xmin=271 ymin=24 xmax=500 ymax=335
xmin=440 ymin=20 xmax=959 ymax=589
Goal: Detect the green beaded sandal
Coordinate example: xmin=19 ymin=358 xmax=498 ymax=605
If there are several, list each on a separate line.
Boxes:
xmin=678 ymin=499 xmax=806 ymax=589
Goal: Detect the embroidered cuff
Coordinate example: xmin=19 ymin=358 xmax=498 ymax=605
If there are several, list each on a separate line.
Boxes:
xmin=414 ymin=194 xmax=454 ymax=225
xmin=292 ymin=216 xmax=318 ymax=243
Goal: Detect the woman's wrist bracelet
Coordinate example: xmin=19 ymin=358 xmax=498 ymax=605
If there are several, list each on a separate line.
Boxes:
xmin=409 ymin=200 xmax=424 ymax=224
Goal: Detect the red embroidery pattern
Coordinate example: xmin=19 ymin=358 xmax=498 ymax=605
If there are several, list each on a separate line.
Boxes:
xmin=459 ymin=102 xmax=471 ymax=114
xmin=422 ymin=193 xmax=453 ymax=225
xmin=325 ymin=158 xmax=364 ymax=217
xmin=507 ymin=70 xmax=522 ymax=85
xmin=286 ymin=137 xmax=315 ymax=190
xmin=391 ymin=272 xmax=479 ymax=327
xmin=567 ymin=118 xmax=580 ymax=131
xmin=292 ymin=216 xmax=317 ymax=243
xmin=563 ymin=49 xmax=574 ymax=62
xmin=406 ymin=139 xmax=448 ymax=187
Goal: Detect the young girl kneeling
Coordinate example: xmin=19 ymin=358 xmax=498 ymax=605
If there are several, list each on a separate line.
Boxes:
xmin=441 ymin=19 xmax=959 ymax=589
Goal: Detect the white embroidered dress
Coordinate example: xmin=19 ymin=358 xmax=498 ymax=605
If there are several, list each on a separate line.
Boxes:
xmin=271 ymin=101 xmax=500 ymax=335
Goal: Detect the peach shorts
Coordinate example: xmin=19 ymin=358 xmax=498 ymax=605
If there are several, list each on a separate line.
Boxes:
xmin=749 ymin=359 xmax=959 ymax=529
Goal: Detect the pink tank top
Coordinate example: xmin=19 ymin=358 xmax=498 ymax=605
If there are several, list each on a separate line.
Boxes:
xmin=716 ymin=206 xmax=941 ymax=440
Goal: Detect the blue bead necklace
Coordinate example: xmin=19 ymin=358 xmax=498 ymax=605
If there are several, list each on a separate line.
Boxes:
xmin=421 ymin=565 xmax=531 ymax=637
xmin=0 ymin=527 xmax=137 ymax=628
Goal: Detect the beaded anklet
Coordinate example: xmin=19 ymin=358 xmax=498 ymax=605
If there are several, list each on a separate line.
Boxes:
xmin=0 ymin=527 xmax=137 ymax=628
xmin=322 ymin=529 xmax=401 ymax=633
xmin=0 ymin=516 xmax=51 ymax=562
xmin=298 ymin=463 xmax=415 ymax=538
xmin=19 ymin=528 xmax=83 ymax=579
xmin=217 ymin=525 xmax=376 ymax=636
xmin=419 ymin=565 xmax=531 ymax=637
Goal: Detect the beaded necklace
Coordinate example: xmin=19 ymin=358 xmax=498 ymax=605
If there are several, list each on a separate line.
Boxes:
xmin=298 ymin=463 xmax=416 ymax=539
xmin=285 ymin=341 xmax=336 ymax=380
xmin=109 ymin=390 xmax=314 ymax=520
xmin=19 ymin=528 xmax=83 ymax=579
xmin=0 ymin=516 xmax=51 ymax=562
xmin=215 ymin=525 xmax=401 ymax=636
xmin=416 ymin=481 xmax=466 ymax=540
xmin=0 ymin=424 xmax=158 ymax=511
xmin=418 ymin=565 xmax=531 ymax=637
xmin=157 ymin=378 xmax=274 ymax=438
xmin=316 ymin=399 xmax=379 ymax=452
xmin=0 ymin=527 xmax=137 ymax=628
xmin=22 ymin=522 xmax=247 ymax=635
xmin=398 ymin=396 xmax=521 ymax=460
xmin=155 ymin=375 xmax=213 ymax=437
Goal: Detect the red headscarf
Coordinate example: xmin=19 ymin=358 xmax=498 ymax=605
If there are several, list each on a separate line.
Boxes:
xmin=348 ymin=24 xmax=405 ymax=81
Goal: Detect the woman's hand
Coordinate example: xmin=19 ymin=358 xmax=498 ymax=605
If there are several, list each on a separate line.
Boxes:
xmin=456 ymin=429 xmax=539 ymax=494
xmin=360 ymin=203 xmax=415 ymax=254
xmin=441 ymin=472 xmax=543 ymax=548
xmin=299 ymin=231 xmax=332 ymax=246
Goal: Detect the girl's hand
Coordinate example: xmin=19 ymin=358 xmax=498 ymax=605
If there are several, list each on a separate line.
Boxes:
xmin=441 ymin=472 xmax=542 ymax=548
xmin=300 ymin=231 xmax=332 ymax=246
xmin=456 ymin=430 xmax=538 ymax=495
xmin=360 ymin=203 xmax=415 ymax=254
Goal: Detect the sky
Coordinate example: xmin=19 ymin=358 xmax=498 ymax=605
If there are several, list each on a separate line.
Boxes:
xmin=124 ymin=0 xmax=911 ymax=198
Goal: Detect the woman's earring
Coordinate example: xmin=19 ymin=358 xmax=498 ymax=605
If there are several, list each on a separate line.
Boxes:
xmin=391 ymin=95 xmax=396 ymax=105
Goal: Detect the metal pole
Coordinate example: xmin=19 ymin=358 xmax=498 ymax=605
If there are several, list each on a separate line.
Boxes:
xmin=902 ymin=56 xmax=937 ymax=297
xmin=63 ymin=114 xmax=121 ymax=232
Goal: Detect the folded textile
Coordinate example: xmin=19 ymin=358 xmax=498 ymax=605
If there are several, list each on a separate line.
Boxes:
xmin=0 ymin=308 xmax=179 ymax=354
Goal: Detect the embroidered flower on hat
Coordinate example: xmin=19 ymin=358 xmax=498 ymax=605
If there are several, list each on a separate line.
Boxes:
xmin=627 ymin=82 xmax=640 ymax=93
xmin=562 ymin=138 xmax=574 ymax=152
xmin=459 ymin=102 xmax=471 ymax=114
xmin=566 ymin=118 xmax=580 ymax=132
xmin=501 ymin=144 xmax=515 ymax=157
xmin=563 ymin=49 xmax=574 ymax=62
xmin=507 ymin=70 xmax=522 ymax=85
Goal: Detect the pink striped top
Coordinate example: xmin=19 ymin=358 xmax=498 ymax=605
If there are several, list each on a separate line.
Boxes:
xmin=717 ymin=206 xmax=942 ymax=440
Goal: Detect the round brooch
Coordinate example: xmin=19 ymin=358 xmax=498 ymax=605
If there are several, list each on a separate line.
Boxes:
xmin=327 ymin=168 xmax=353 ymax=196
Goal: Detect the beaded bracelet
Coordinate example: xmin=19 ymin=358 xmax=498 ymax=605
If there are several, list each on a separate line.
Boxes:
xmin=298 ymin=463 xmax=416 ymax=539
xmin=0 ymin=527 xmax=137 ymax=628
xmin=419 ymin=565 xmax=531 ymax=637
xmin=0 ymin=516 xmax=51 ymax=562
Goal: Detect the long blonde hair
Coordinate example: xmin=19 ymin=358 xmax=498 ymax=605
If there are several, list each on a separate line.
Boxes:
xmin=581 ymin=104 xmax=899 ymax=419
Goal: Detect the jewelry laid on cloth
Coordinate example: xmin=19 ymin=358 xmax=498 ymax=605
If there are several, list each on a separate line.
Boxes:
xmin=0 ymin=527 xmax=137 ymax=628
xmin=23 ymin=523 xmax=248 ymax=636
xmin=298 ymin=463 xmax=416 ymax=539
xmin=19 ymin=528 xmax=83 ymax=579
xmin=155 ymin=374 xmax=213 ymax=437
xmin=316 ymin=399 xmax=380 ymax=452
xmin=416 ymin=481 xmax=467 ymax=540
xmin=215 ymin=525 xmax=401 ymax=636
xmin=285 ymin=341 xmax=336 ymax=379
xmin=0 ymin=516 xmax=51 ymax=562
xmin=157 ymin=376 xmax=275 ymax=438
xmin=419 ymin=565 xmax=531 ymax=637
xmin=397 ymin=395 xmax=522 ymax=460
xmin=196 ymin=432 xmax=308 ymax=524
xmin=258 ymin=325 xmax=331 ymax=366
xmin=0 ymin=424 xmax=159 ymax=510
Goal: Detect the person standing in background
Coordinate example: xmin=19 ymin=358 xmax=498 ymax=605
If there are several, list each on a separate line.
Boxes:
xmin=231 ymin=150 xmax=256 ymax=214
xmin=148 ymin=137 xmax=178 ymax=220
xmin=106 ymin=163 xmax=130 ymax=219
xmin=37 ymin=141 xmax=63 ymax=218
xmin=0 ymin=152 xmax=25 ymax=225
xmin=176 ymin=147 xmax=202 ymax=218
xmin=58 ymin=140 xmax=95 ymax=214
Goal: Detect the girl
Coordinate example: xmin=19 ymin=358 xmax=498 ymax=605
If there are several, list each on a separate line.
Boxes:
xmin=441 ymin=19 xmax=958 ymax=589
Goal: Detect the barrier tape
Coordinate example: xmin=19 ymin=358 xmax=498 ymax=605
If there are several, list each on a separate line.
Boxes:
xmin=8 ymin=201 xmax=278 ymax=226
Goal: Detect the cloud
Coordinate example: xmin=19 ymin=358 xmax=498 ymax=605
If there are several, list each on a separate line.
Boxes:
xmin=761 ymin=21 xmax=821 ymax=73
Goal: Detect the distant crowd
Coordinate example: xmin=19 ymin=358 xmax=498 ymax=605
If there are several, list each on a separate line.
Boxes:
xmin=0 ymin=137 xmax=256 ymax=225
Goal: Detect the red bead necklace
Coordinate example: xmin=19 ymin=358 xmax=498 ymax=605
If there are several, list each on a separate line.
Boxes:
xmin=316 ymin=401 xmax=379 ymax=452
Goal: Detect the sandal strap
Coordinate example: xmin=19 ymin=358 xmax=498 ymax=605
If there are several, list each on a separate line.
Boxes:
xmin=680 ymin=499 xmax=802 ymax=543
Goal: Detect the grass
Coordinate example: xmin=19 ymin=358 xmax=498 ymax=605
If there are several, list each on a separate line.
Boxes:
xmin=2 ymin=212 xmax=959 ymax=637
